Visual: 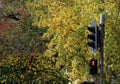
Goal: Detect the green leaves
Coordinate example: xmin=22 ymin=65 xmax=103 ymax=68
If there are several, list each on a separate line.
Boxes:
xmin=26 ymin=0 xmax=120 ymax=82
xmin=0 ymin=55 xmax=69 ymax=83
xmin=0 ymin=0 xmax=120 ymax=83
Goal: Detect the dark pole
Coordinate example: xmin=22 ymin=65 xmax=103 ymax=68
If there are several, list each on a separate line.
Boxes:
xmin=99 ymin=14 xmax=105 ymax=84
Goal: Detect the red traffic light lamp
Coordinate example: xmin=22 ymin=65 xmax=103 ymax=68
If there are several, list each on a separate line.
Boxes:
xmin=92 ymin=60 xmax=95 ymax=66
xmin=90 ymin=58 xmax=98 ymax=75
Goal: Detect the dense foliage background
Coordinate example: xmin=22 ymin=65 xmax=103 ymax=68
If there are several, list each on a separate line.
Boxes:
xmin=0 ymin=0 xmax=120 ymax=83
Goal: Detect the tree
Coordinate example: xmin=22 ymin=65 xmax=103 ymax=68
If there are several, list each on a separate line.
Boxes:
xmin=0 ymin=0 xmax=70 ymax=83
xmin=26 ymin=0 xmax=120 ymax=83
xmin=0 ymin=0 xmax=46 ymax=57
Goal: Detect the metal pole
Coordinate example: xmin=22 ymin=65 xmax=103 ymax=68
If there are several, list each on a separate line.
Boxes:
xmin=99 ymin=14 xmax=105 ymax=84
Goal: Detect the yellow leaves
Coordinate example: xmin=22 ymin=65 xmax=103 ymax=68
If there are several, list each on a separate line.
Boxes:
xmin=63 ymin=36 xmax=79 ymax=54
xmin=27 ymin=70 xmax=31 ymax=74
xmin=26 ymin=2 xmax=32 ymax=8
xmin=41 ymin=21 xmax=49 ymax=27
xmin=25 ymin=0 xmax=120 ymax=82
xmin=44 ymin=49 xmax=56 ymax=58
xmin=64 ymin=44 xmax=69 ymax=49
xmin=0 ymin=56 xmax=19 ymax=66
xmin=88 ymin=0 xmax=93 ymax=3
xmin=34 ymin=72 xmax=37 ymax=75
xmin=20 ymin=74 xmax=25 ymax=79
xmin=26 ymin=2 xmax=37 ymax=9
xmin=53 ymin=17 xmax=61 ymax=24
xmin=1 ymin=79 xmax=7 ymax=83
xmin=32 ymin=67 xmax=36 ymax=71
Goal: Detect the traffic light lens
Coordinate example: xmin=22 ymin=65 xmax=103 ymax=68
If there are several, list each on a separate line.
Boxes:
xmin=88 ymin=27 xmax=95 ymax=33
xmin=90 ymin=58 xmax=98 ymax=75
xmin=87 ymin=41 xmax=95 ymax=48
xmin=88 ymin=34 xmax=95 ymax=41
xmin=92 ymin=61 xmax=95 ymax=66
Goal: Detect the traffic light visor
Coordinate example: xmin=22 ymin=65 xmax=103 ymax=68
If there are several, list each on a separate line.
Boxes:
xmin=88 ymin=34 xmax=95 ymax=41
xmin=87 ymin=41 xmax=95 ymax=48
xmin=88 ymin=27 xmax=95 ymax=33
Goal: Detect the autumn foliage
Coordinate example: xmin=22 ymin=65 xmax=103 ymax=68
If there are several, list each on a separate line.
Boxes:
xmin=0 ymin=0 xmax=120 ymax=83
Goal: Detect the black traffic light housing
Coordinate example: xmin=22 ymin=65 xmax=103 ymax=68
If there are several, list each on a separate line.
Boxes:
xmin=82 ymin=81 xmax=95 ymax=84
xmin=89 ymin=58 xmax=98 ymax=75
xmin=87 ymin=21 xmax=100 ymax=52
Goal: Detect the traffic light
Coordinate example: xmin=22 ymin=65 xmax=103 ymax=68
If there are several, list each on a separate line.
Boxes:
xmin=87 ymin=21 xmax=100 ymax=53
xmin=89 ymin=58 xmax=98 ymax=75
xmin=82 ymin=81 xmax=95 ymax=84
